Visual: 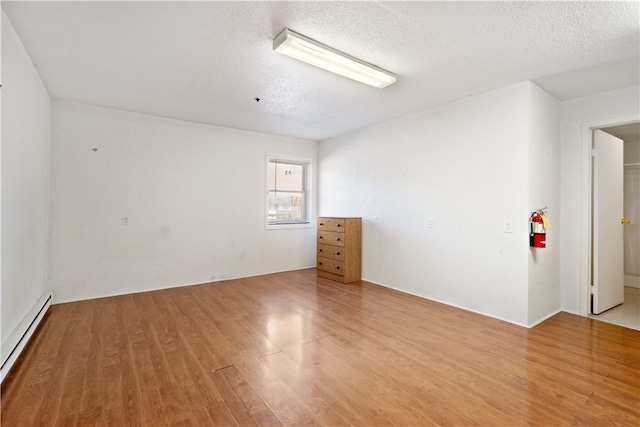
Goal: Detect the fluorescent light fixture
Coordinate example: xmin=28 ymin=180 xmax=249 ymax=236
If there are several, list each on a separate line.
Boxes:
xmin=273 ymin=28 xmax=396 ymax=89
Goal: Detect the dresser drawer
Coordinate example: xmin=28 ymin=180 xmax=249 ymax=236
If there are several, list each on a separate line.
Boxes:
xmin=317 ymin=244 xmax=345 ymax=261
xmin=317 ymin=231 xmax=345 ymax=247
xmin=317 ymin=257 xmax=345 ymax=276
xmin=317 ymin=217 xmax=345 ymax=232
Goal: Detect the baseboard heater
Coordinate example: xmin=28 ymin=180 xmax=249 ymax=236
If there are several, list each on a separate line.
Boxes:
xmin=0 ymin=292 xmax=52 ymax=383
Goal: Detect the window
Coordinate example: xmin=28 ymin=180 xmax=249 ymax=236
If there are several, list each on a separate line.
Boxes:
xmin=266 ymin=156 xmax=311 ymax=226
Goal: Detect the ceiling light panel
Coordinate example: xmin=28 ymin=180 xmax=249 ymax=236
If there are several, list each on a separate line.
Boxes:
xmin=273 ymin=29 xmax=396 ymax=89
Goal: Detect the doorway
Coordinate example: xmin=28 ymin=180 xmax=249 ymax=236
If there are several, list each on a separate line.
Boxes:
xmin=590 ymin=122 xmax=640 ymax=330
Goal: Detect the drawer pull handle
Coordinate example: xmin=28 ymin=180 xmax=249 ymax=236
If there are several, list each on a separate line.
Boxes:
xmin=319 ymin=236 xmax=323 ymax=239
xmin=319 ymin=249 xmax=323 ymax=253
xmin=336 ymin=252 xmax=340 ymax=255
xmin=337 ymin=224 xmax=341 ymax=227
xmin=336 ymin=266 xmax=340 ymax=270
xmin=319 ymin=262 xmax=323 ymax=265
xmin=319 ymin=222 xmax=324 ymax=226
xmin=336 ymin=238 xmax=341 ymax=241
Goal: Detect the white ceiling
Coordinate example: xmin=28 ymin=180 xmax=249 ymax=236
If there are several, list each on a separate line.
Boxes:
xmin=3 ymin=1 xmax=639 ymax=141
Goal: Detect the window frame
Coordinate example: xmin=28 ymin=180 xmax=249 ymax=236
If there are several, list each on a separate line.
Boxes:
xmin=265 ymin=154 xmax=313 ymax=229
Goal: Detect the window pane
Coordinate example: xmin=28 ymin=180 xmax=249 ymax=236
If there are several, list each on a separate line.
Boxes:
xmin=268 ymin=191 xmax=303 ymax=222
xmin=269 ymin=161 xmax=303 ymax=192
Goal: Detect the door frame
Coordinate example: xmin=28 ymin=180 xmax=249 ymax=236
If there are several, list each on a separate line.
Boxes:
xmin=579 ymin=115 xmax=639 ymax=317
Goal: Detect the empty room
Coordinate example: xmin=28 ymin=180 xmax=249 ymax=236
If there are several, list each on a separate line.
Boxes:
xmin=1 ymin=1 xmax=639 ymax=426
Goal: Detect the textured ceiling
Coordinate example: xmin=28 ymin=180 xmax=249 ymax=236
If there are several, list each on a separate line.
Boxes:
xmin=2 ymin=1 xmax=639 ymax=141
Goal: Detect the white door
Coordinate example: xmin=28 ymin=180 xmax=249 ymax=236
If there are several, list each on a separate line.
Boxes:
xmin=592 ymin=129 xmax=625 ymax=314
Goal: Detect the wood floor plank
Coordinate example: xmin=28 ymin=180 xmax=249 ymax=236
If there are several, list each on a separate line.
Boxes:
xmin=210 ymin=365 xmax=283 ymax=427
xmin=2 ymin=269 xmax=639 ymax=426
xmin=260 ymin=351 xmax=354 ymax=426
xmin=205 ymin=400 xmax=240 ymax=426
xmin=254 ymin=378 xmax=316 ymax=426
xmin=230 ymin=350 xmax=282 ymax=391
xmin=282 ymin=341 xmax=380 ymax=426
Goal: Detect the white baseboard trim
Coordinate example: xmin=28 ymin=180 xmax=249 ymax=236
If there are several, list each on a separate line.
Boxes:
xmin=527 ymin=309 xmax=562 ymax=328
xmin=361 ymin=277 xmax=565 ymax=329
xmin=361 ymin=277 xmax=534 ymax=328
xmin=624 ymin=275 xmax=640 ymax=288
xmin=52 ymin=266 xmax=317 ymax=304
xmin=1 ymin=292 xmax=52 ymax=383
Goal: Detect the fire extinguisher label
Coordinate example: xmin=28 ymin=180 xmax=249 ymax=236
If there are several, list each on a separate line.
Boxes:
xmin=532 ymin=223 xmax=545 ymax=233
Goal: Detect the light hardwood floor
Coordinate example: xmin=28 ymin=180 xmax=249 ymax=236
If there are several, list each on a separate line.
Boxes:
xmin=2 ymin=269 xmax=639 ymax=426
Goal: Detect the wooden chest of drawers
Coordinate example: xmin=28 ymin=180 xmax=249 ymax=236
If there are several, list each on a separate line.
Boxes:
xmin=316 ymin=217 xmax=362 ymax=283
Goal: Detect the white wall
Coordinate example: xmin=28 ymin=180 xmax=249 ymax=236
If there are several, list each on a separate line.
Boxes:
xmin=560 ymin=86 xmax=640 ymax=315
xmin=319 ymin=82 xmax=553 ymax=326
xmin=1 ymin=11 xmax=52 ymax=363
xmin=49 ymin=101 xmax=317 ymax=303
xmin=527 ymin=83 xmax=561 ymax=325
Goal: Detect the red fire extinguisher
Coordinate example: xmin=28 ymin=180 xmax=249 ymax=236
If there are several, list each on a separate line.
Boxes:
xmin=530 ymin=210 xmax=548 ymax=248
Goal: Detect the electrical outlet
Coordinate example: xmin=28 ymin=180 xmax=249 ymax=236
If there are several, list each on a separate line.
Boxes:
xmin=372 ymin=216 xmax=378 ymax=225
xmin=503 ymin=220 xmax=513 ymax=233
xmin=427 ymin=217 xmax=434 ymax=228
xmin=122 ymin=216 xmax=129 ymax=226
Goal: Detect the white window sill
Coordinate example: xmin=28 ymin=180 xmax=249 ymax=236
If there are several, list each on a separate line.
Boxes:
xmin=265 ymin=221 xmax=313 ymax=230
